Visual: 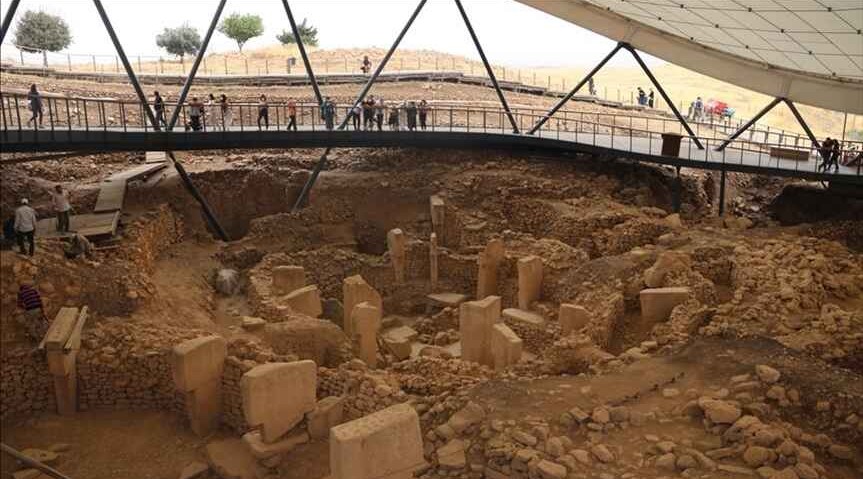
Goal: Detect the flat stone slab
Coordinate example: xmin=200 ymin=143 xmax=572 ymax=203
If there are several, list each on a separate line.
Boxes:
xmin=383 ymin=326 xmax=418 ymax=343
xmin=172 ymin=335 xmax=227 ymax=392
xmin=241 ymin=316 xmax=267 ymax=331
xmin=206 ymin=439 xmax=257 ymax=479
xmin=502 ymin=308 xmax=545 ymax=327
xmin=43 ymin=307 xmax=79 ymax=351
xmin=639 ymin=287 xmax=690 ymax=322
xmin=241 ymin=360 xmax=317 ymax=443
xmin=427 ymin=293 xmax=469 ymax=308
xmin=242 ymin=429 xmax=309 ymax=459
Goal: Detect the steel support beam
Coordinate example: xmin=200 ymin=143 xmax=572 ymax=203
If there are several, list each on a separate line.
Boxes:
xmin=1 ymin=443 xmax=71 ymax=479
xmin=281 ymin=0 xmax=323 ymax=106
xmin=529 ymin=42 xmax=623 ymax=135
xmin=623 ymin=43 xmax=704 ymax=150
xmin=454 ymin=0 xmax=520 ymax=133
xmin=715 ymin=97 xmax=782 ymax=151
xmin=292 ymin=0 xmax=428 ymax=212
xmin=783 ymin=99 xmax=820 ymax=149
xmin=167 ymin=0 xmax=227 ymax=131
xmin=93 ymin=0 xmax=229 ymax=241
xmin=0 ymin=0 xmax=20 ymax=44
xmin=718 ymin=169 xmax=726 ymax=216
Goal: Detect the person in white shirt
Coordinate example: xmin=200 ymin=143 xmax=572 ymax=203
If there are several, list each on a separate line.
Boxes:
xmin=14 ymin=198 xmax=37 ymax=256
xmin=47 ymin=184 xmax=71 ymax=233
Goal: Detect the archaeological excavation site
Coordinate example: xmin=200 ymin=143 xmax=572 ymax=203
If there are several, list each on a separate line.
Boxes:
xmin=1 ymin=2 xmax=863 ymax=477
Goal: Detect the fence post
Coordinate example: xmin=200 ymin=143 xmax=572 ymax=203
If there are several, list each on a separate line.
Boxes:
xmin=400 ymin=57 xmax=404 ymax=70
xmin=160 ymin=57 xmax=164 ymax=74
xmin=67 ymin=53 xmax=72 ymax=71
xmin=92 ymin=55 xmax=96 ymax=71
xmin=265 ymin=58 xmax=269 ymax=74
xmin=562 ymin=78 xmax=565 ymax=90
xmin=244 ymin=58 xmax=249 ymax=75
xmin=344 ymin=57 xmax=347 ymax=72
xmin=417 ymin=57 xmax=421 ymax=70
xmin=203 ymin=58 xmax=208 ymax=75
xmin=224 ymin=57 xmax=228 ymax=74
xmin=286 ymin=58 xmax=290 ymax=74
xmin=181 ymin=56 xmax=185 ymax=74
xmin=137 ymin=56 xmax=142 ymax=72
xmin=547 ymin=76 xmax=551 ymax=89
xmin=325 ymin=59 xmax=328 ymax=73
xmin=435 ymin=57 xmax=438 ymax=70
xmin=533 ymin=72 xmax=536 ymax=85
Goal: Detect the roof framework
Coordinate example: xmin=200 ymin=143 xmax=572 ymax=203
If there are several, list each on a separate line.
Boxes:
xmin=517 ymin=0 xmax=863 ymax=114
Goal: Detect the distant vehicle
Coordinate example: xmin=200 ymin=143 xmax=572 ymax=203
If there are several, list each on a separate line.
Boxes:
xmin=704 ymin=99 xmax=735 ymax=119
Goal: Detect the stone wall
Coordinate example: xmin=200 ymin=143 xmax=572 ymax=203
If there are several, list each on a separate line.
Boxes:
xmin=0 ymin=346 xmax=55 ymax=421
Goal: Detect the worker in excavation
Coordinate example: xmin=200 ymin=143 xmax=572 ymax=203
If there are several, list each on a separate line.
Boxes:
xmin=17 ymin=282 xmax=49 ymax=342
xmin=46 ymin=184 xmax=71 ymax=233
xmin=14 ymin=198 xmax=37 ymax=256
xmin=64 ymin=233 xmax=93 ymax=261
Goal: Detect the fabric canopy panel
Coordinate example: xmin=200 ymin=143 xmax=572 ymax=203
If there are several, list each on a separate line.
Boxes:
xmin=517 ymin=0 xmax=863 ymax=114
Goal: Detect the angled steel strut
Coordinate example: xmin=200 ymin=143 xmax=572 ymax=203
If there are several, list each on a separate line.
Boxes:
xmin=715 ymin=97 xmax=819 ymax=151
xmin=291 ymin=0 xmax=428 ymax=212
xmin=93 ymin=0 xmax=229 ymax=241
xmin=0 ymin=0 xmax=20 ymax=44
xmin=281 ymin=0 xmax=323 ymax=106
xmin=454 ymin=0 xmax=519 ymax=134
xmin=167 ymin=0 xmax=227 ymax=131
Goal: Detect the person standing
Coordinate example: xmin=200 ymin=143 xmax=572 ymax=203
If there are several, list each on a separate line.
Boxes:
xmin=205 ymin=93 xmax=216 ymax=131
xmin=363 ymin=97 xmax=374 ymax=130
xmin=17 ymin=283 xmax=50 ymax=342
xmin=361 ymin=55 xmax=372 ymax=75
xmin=694 ymin=97 xmax=703 ymax=120
xmin=153 ymin=91 xmax=167 ymax=128
xmin=588 ymin=77 xmax=596 ymax=96
xmin=830 ymin=140 xmax=841 ymax=173
xmin=47 ymin=184 xmax=71 ymax=233
xmin=406 ymin=101 xmax=418 ymax=131
xmin=323 ymin=97 xmax=336 ymax=130
xmin=351 ymin=104 xmax=362 ymax=130
xmin=27 ymin=84 xmax=43 ymax=129
xmin=220 ymin=94 xmax=232 ymax=130
xmin=388 ymin=103 xmax=400 ymax=131
xmin=418 ymin=100 xmax=429 ymax=130
xmin=257 ymin=94 xmax=270 ymax=130
xmin=14 ymin=199 xmax=37 ymax=256
xmin=375 ymin=98 xmax=385 ymax=131
xmin=818 ymin=137 xmax=834 ymax=172
xmin=287 ymin=97 xmax=298 ymax=131
xmin=648 ymin=90 xmax=655 ymax=108
xmin=188 ymin=97 xmax=203 ymax=131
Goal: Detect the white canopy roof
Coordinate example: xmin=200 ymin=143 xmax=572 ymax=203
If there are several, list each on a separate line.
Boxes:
xmin=517 ymin=0 xmax=863 ymax=114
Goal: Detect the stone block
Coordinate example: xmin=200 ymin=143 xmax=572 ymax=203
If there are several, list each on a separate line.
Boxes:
xmin=491 ymin=323 xmax=522 ymax=371
xmin=476 ymin=239 xmax=505 ymax=299
xmin=343 ymin=275 xmax=383 ymax=339
xmin=172 ymin=335 xmax=227 ymax=392
xmin=307 ymin=396 xmax=346 ymax=439
xmin=241 ymin=316 xmax=267 ymax=331
xmin=427 ymin=292 xmax=468 ymax=308
xmin=353 ymin=302 xmax=382 ymax=368
xmin=459 ymin=296 xmax=501 ymax=367
xmin=502 ymin=308 xmax=545 ymax=327
xmin=382 ymin=326 xmax=418 ymax=361
xmin=285 ymin=285 xmax=323 ymax=318
xmin=241 ymin=361 xmax=317 ymax=443
xmin=330 ymin=403 xmax=425 ymax=479
xmin=206 ymin=438 xmax=257 ymax=479
xmin=517 ymin=256 xmax=543 ymax=310
xmin=52 ymin=367 xmax=77 ymax=417
xmin=387 ymin=228 xmax=407 ymax=284
xmin=43 ymin=307 xmax=78 ymax=351
xmin=639 ymin=287 xmax=690 ymax=322
xmin=559 ymin=304 xmax=589 ymax=335
xmin=272 ymin=265 xmax=305 ymax=295
xmin=242 ymin=429 xmax=309 ymax=459
xmin=184 ymin=378 xmax=222 ymax=437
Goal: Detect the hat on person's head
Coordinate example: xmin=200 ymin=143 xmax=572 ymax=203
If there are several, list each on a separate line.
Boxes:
xmin=20 ymin=198 xmax=28 ymax=205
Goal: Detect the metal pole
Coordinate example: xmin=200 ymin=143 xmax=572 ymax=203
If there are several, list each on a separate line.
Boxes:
xmin=167 ymin=0 xmax=227 ymax=130
xmin=454 ymin=0 xmax=519 ymax=133
xmin=718 ymin=169 xmax=726 ymax=216
xmin=623 ymin=43 xmax=704 ymax=149
xmin=169 ymin=152 xmax=230 ymax=241
xmin=0 ymin=0 xmax=20 ymax=44
xmin=715 ymin=97 xmax=782 ymax=151
xmin=528 ymin=42 xmax=622 ymax=134
xmin=783 ymin=99 xmax=820 ymax=149
xmin=1 ymin=443 xmax=72 ymax=479
xmin=281 ymin=0 xmax=323 ymax=105
xmin=292 ymin=0 xmax=428 ymax=212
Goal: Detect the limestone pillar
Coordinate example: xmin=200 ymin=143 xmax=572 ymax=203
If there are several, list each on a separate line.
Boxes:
xmin=241 ymin=360 xmax=317 ymax=443
xmin=343 ymin=275 xmax=382 ymax=339
xmin=330 ymin=403 xmax=426 ymax=479
xmin=459 ymin=295 xmax=501 ymax=367
xmin=44 ymin=306 xmax=87 ymax=417
xmin=387 ymin=228 xmax=407 ymax=284
xmin=172 ymin=335 xmax=227 ymax=437
xmin=285 ymin=285 xmax=323 ymax=318
xmin=430 ymin=195 xmax=445 ymax=242
xmin=639 ymin=287 xmax=690 ymax=322
xmin=352 ymin=302 xmax=382 ymax=368
xmin=430 ymin=233 xmax=439 ymax=291
xmin=559 ymin=304 xmax=590 ymax=335
xmin=517 ymin=255 xmax=543 ymax=310
xmin=491 ymin=323 xmax=522 ymax=371
xmin=272 ymin=265 xmax=305 ymax=295
xmin=476 ymin=239 xmax=505 ymax=299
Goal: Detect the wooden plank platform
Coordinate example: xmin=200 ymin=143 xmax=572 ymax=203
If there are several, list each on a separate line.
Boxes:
xmin=35 ymin=211 xmax=120 ymax=239
xmin=105 ymin=161 xmax=167 ymax=183
xmin=93 ymin=181 xmax=126 ymax=213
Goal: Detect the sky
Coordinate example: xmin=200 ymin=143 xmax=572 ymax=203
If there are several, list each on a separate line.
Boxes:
xmin=1 ymin=0 xmax=662 ymax=68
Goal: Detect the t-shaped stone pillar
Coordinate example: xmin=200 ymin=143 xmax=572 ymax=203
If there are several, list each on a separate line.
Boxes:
xmin=430 ymin=195 xmax=445 ymax=243
xmin=459 ymin=295 xmax=501 ymax=367
xmin=491 ymin=323 xmax=522 ymax=371
xmin=387 ymin=228 xmax=407 ymax=284
xmin=430 ymin=233 xmax=439 ymax=291
xmin=171 ymin=335 xmax=227 ymax=437
xmin=272 ymin=265 xmax=306 ymax=295
xmin=517 ymin=255 xmax=543 ymax=310
xmin=241 ymin=360 xmax=317 ymax=443
xmin=476 ymin=239 xmax=505 ymax=299
xmin=343 ymin=275 xmax=382 ymax=339
xmin=352 ymin=302 xmax=382 ymax=368
xmin=44 ymin=306 xmax=88 ymax=417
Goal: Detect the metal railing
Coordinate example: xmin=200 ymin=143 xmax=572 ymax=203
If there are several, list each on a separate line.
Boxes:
xmin=2 ymin=92 xmax=861 ymax=177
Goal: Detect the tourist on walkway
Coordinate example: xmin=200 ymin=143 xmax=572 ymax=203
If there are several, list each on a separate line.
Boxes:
xmin=694 ymin=97 xmax=704 ymax=120
xmin=637 ymin=87 xmax=646 ymax=105
xmin=588 ymin=77 xmax=596 ymax=96
xmin=351 ymin=104 xmax=362 ymax=130
xmin=14 ymin=199 xmax=37 ymax=256
xmin=818 ymin=137 xmax=834 ymax=172
xmin=406 ymin=101 xmax=418 ymax=131
xmin=322 ymin=97 xmax=336 ymax=130
xmin=205 ymin=93 xmax=217 ymax=130
xmin=257 ymin=94 xmax=270 ymax=130
xmin=26 ymin=84 xmax=43 ymax=129
xmin=648 ymin=89 xmax=655 ymax=108
xmin=375 ymin=98 xmax=385 ymax=131
xmin=363 ymin=97 xmax=375 ymax=130
xmin=17 ymin=283 xmax=49 ymax=342
xmin=64 ymin=233 xmax=93 ymax=260
xmin=388 ymin=103 xmax=400 ymax=131
xmin=188 ymin=97 xmax=203 ymax=131
xmin=830 ymin=140 xmax=841 ymax=173
xmin=287 ymin=97 xmax=298 ymax=131
xmin=153 ymin=91 xmax=167 ymax=128
xmin=361 ymin=55 xmax=372 ymax=75
xmin=47 ymin=184 xmax=71 ymax=233
xmin=220 ymin=94 xmax=232 ymax=130
xmin=418 ymin=100 xmax=429 ymax=130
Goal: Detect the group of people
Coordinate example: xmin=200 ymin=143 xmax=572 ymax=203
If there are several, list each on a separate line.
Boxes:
xmin=321 ymin=96 xmax=432 ymax=132
xmin=4 ymin=186 xmax=93 ymax=260
xmin=818 ymin=137 xmax=844 ymax=173
xmin=688 ymin=97 xmax=705 ymax=121
xmin=637 ymin=87 xmax=655 ymax=108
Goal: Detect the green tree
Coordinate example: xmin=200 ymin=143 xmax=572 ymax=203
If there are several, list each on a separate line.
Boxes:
xmin=218 ymin=13 xmax=263 ymax=53
xmin=276 ymin=18 xmax=318 ymax=47
xmin=13 ymin=10 xmax=72 ymax=66
xmin=156 ymin=24 xmax=201 ymax=59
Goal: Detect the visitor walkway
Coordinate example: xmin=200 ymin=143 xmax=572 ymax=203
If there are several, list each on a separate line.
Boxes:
xmin=2 ymin=95 xmax=861 ymax=185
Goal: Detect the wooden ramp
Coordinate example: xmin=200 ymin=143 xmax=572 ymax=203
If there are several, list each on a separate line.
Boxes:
xmin=35 ymin=211 xmax=120 ymax=239
xmin=93 ymin=157 xmax=167 ymax=213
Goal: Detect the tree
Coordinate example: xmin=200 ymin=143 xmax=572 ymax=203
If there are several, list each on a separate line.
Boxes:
xmin=276 ymin=18 xmax=318 ymax=47
xmin=218 ymin=13 xmax=263 ymax=53
xmin=156 ymin=24 xmax=201 ymax=59
xmin=13 ymin=10 xmax=72 ymax=66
